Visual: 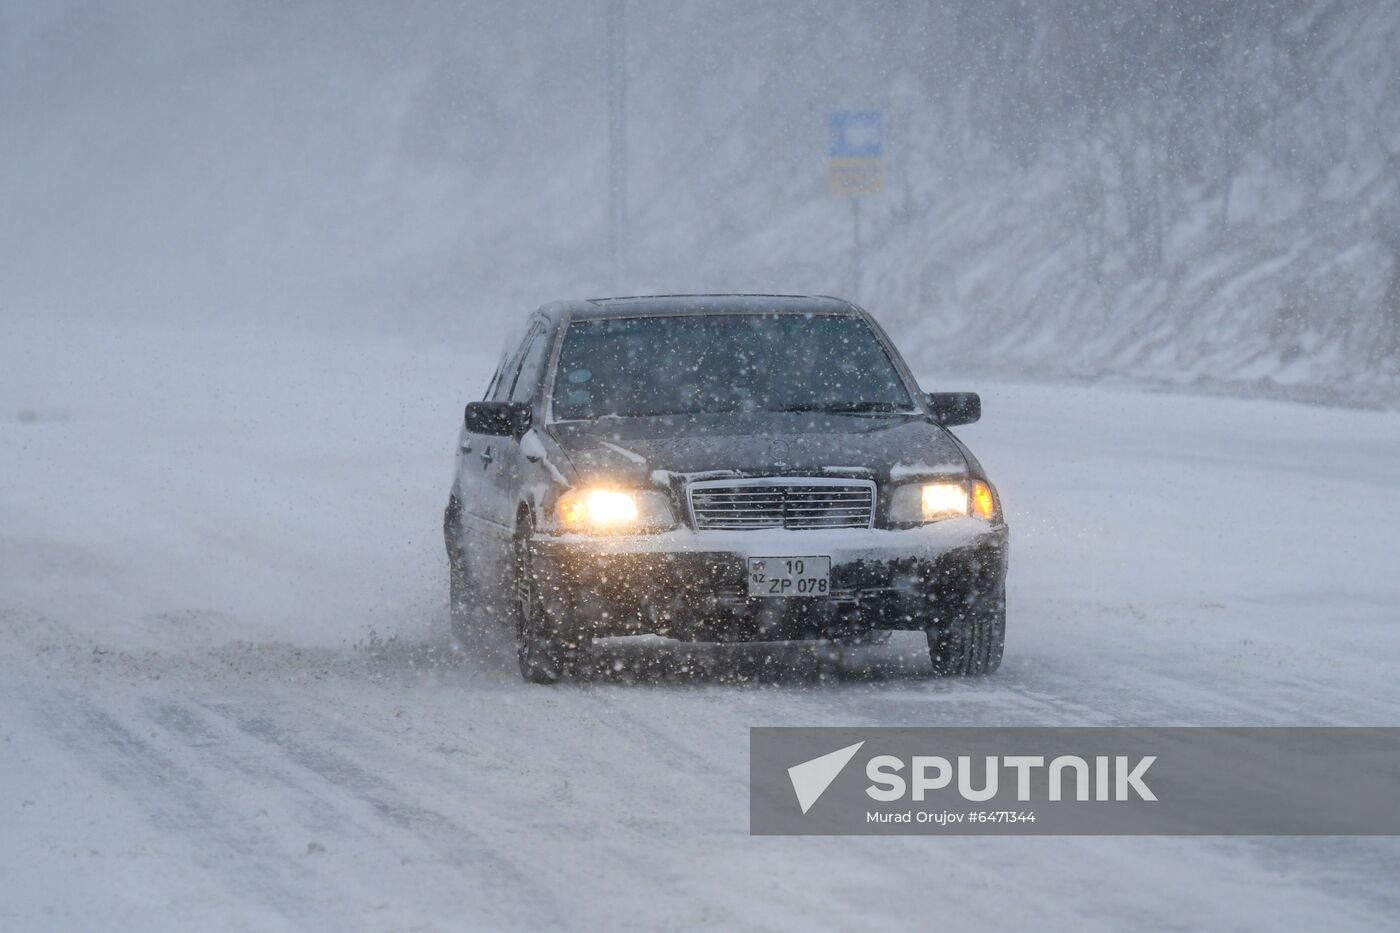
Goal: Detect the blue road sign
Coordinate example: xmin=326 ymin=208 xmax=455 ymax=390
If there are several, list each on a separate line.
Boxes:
xmin=829 ymin=111 xmax=883 ymax=158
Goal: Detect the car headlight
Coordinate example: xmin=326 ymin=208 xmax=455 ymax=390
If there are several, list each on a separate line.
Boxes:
xmin=888 ymin=479 xmax=998 ymax=525
xmin=554 ymin=488 xmax=676 ymax=534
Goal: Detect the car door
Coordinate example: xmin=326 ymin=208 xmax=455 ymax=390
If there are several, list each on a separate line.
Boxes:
xmin=457 ymin=346 xmax=520 ymax=570
xmin=460 ymin=321 xmax=548 ymax=585
xmin=482 ymin=320 xmax=552 ymax=539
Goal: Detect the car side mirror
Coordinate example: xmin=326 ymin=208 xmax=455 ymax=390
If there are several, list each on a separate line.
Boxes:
xmin=464 ymin=401 xmax=532 ymax=439
xmin=925 ymin=392 xmax=980 ymax=427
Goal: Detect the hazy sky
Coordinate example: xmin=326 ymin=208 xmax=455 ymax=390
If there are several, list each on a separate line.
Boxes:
xmin=4 ymin=1 xmax=1396 ymax=394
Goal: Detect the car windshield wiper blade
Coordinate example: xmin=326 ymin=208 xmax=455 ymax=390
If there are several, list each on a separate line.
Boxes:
xmin=588 ymin=407 xmax=714 ymax=418
xmin=582 ymin=402 xmax=910 ymax=418
xmin=772 ymin=401 xmax=908 ymax=414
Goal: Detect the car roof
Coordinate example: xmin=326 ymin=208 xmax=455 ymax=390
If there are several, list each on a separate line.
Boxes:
xmin=541 ymin=293 xmax=861 ymax=323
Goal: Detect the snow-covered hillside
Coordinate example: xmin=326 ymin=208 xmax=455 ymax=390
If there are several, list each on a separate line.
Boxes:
xmin=3 ymin=1 xmax=1398 ymax=401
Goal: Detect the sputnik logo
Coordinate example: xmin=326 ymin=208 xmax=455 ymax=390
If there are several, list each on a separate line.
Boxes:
xmin=788 ymin=741 xmax=865 ymax=814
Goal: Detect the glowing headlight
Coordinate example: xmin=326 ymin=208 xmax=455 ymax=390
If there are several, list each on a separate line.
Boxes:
xmin=921 ymin=483 xmax=969 ymax=520
xmin=889 ymin=479 xmax=999 ymax=524
xmin=555 ymin=488 xmax=675 ymax=533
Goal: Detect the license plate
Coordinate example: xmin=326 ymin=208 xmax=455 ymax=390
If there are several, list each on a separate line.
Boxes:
xmin=747 ymin=556 xmax=831 ymax=598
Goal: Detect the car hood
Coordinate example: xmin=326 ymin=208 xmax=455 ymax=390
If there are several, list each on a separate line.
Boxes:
xmin=547 ymin=412 xmax=970 ymax=487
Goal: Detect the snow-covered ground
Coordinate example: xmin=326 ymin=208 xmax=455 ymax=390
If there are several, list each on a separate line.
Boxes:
xmin=3 ymin=318 xmax=1400 ymax=930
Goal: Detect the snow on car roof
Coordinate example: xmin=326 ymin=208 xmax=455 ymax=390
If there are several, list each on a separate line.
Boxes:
xmin=569 ymin=294 xmax=859 ymax=320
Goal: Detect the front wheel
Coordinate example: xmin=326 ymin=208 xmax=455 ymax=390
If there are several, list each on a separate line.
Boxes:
xmin=513 ymin=519 xmax=577 ymax=684
xmin=927 ymin=590 xmax=1005 ymax=676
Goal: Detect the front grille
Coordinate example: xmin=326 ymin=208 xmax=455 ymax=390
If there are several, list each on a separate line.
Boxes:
xmin=688 ymin=478 xmax=876 ymax=530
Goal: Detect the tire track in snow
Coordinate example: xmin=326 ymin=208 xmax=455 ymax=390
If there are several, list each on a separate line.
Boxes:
xmin=197 ymin=699 xmax=571 ymax=929
xmin=27 ymin=691 xmax=326 ymax=930
xmin=276 ymin=682 xmax=759 ymax=930
xmin=146 ymin=698 xmax=405 ymax=843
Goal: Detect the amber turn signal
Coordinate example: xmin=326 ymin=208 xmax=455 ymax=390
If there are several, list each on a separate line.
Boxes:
xmin=970 ymin=479 xmax=997 ymax=521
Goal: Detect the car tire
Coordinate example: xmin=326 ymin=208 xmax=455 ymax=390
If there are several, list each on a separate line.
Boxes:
xmin=927 ymin=587 xmax=1005 ymax=676
xmin=513 ymin=515 xmax=576 ymax=684
xmin=444 ymin=495 xmax=475 ymax=641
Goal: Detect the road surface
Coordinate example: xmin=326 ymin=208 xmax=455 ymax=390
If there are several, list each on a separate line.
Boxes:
xmin=3 ymin=323 xmax=1399 ymax=930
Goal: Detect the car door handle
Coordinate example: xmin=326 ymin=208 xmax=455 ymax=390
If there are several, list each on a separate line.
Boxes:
xmin=461 ymin=441 xmax=472 ymax=454
xmin=480 ymin=447 xmax=494 ymax=466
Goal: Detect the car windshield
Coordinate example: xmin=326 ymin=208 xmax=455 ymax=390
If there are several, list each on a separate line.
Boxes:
xmin=550 ymin=312 xmax=915 ymax=420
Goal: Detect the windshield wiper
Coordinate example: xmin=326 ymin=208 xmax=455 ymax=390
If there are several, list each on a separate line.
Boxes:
xmin=588 ymin=407 xmax=715 ymax=418
xmin=581 ymin=402 xmax=910 ymax=419
xmin=772 ymin=401 xmax=908 ymax=414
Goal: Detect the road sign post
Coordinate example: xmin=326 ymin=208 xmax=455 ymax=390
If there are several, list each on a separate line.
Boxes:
xmin=607 ymin=0 xmax=628 ymax=292
xmin=828 ymin=111 xmax=884 ymax=298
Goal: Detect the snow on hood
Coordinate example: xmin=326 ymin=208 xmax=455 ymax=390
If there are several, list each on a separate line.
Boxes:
xmin=549 ymin=412 xmax=969 ymax=488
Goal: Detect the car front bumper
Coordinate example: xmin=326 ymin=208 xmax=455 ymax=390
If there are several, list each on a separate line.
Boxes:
xmin=532 ymin=518 xmax=1008 ymax=641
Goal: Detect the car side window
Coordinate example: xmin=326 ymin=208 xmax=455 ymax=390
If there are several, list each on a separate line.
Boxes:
xmin=490 ymin=347 xmax=527 ymax=404
xmin=482 ymin=353 xmax=510 ymax=401
xmin=487 ymin=324 xmax=538 ymax=403
xmin=509 ymin=325 xmax=551 ymax=404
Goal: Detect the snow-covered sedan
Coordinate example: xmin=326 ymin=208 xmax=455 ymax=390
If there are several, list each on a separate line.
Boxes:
xmin=444 ymin=295 xmax=1008 ymax=682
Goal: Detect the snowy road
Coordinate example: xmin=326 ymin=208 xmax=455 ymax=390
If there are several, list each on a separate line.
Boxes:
xmin=3 ymin=323 xmax=1400 ymax=930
